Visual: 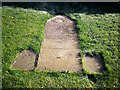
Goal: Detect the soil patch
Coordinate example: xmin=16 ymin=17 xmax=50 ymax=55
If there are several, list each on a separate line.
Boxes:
xmin=12 ymin=50 xmax=36 ymax=71
xmin=36 ymin=15 xmax=82 ymax=72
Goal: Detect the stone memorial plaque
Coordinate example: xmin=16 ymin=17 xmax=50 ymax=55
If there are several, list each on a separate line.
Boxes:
xmin=37 ymin=15 xmax=82 ymax=72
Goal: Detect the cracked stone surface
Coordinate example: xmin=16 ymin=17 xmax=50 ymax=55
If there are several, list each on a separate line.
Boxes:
xmin=36 ymin=15 xmax=82 ymax=72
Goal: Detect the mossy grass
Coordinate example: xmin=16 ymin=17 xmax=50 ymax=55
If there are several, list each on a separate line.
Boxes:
xmin=2 ymin=3 xmax=119 ymax=88
xmin=67 ymin=12 xmax=119 ymax=87
xmin=2 ymin=6 xmax=95 ymax=88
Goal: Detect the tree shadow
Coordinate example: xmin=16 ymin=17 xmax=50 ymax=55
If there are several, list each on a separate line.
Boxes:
xmin=2 ymin=2 xmax=120 ymax=15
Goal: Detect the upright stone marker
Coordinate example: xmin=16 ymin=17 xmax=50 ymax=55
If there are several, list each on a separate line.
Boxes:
xmin=37 ymin=15 xmax=82 ymax=72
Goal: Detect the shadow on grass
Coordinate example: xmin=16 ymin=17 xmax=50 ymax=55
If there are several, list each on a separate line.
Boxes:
xmin=2 ymin=2 xmax=120 ymax=15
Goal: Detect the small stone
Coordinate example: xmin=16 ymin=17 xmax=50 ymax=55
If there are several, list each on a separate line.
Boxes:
xmin=83 ymin=54 xmax=105 ymax=73
xmin=12 ymin=50 xmax=36 ymax=71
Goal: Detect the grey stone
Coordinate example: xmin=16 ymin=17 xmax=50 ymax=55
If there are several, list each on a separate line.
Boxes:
xmin=36 ymin=15 xmax=82 ymax=72
xmin=12 ymin=50 xmax=36 ymax=71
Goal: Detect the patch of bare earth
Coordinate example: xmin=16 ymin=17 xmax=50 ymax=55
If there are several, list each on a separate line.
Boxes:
xmin=83 ymin=54 xmax=105 ymax=73
xmin=12 ymin=50 xmax=36 ymax=71
xmin=36 ymin=15 xmax=82 ymax=72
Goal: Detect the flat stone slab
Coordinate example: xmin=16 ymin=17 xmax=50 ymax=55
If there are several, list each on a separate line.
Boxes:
xmin=37 ymin=48 xmax=81 ymax=72
xmin=83 ymin=54 xmax=105 ymax=73
xmin=36 ymin=15 xmax=82 ymax=72
xmin=12 ymin=50 xmax=36 ymax=70
xmin=41 ymin=39 xmax=79 ymax=49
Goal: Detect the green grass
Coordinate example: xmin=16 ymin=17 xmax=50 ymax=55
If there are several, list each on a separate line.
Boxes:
xmin=2 ymin=6 xmax=95 ymax=88
xmin=2 ymin=4 xmax=119 ymax=88
xmin=2 ymin=6 xmax=52 ymax=69
xmin=67 ymin=13 xmax=119 ymax=87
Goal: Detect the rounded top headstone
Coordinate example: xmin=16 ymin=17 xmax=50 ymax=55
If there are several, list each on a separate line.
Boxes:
xmin=45 ymin=15 xmax=76 ymax=40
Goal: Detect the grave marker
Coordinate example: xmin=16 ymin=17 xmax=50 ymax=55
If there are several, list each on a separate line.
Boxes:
xmin=12 ymin=50 xmax=36 ymax=70
xmin=37 ymin=15 xmax=82 ymax=72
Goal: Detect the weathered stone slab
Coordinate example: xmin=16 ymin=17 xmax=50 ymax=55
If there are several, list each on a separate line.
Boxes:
xmin=39 ymin=48 xmax=80 ymax=60
xmin=83 ymin=54 xmax=105 ymax=73
xmin=12 ymin=50 xmax=36 ymax=70
xmin=37 ymin=48 xmax=81 ymax=72
xmin=41 ymin=39 xmax=79 ymax=49
xmin=37 ymin=15 xmax=82 ymax=72
xmin=45 ymin=16 xmax=76 ymax=40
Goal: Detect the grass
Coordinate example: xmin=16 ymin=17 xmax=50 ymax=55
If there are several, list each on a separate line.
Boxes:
xmin=2 ymin=3 xmax=119 ymax=88
xmin=2 ymin=6 xmax=95 ymax=88
xmin=67 ymin=13 xmax=119 ymax=87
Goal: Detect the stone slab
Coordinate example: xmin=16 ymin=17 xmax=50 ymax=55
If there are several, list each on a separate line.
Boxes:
xmin=37 ymin=15 xmax=82 ymax=72
xmin=83 ymin=55 xmax=105 ymax=73
xmin=37 ymin=48 xmax=82 ymax=72
xmin=12 ymin=50 xmax=36 ymax=70
xmin=45 ymin=15 xmax=76 ymax=40
xmin=41 ymin=39 xmax=79 ymax=49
